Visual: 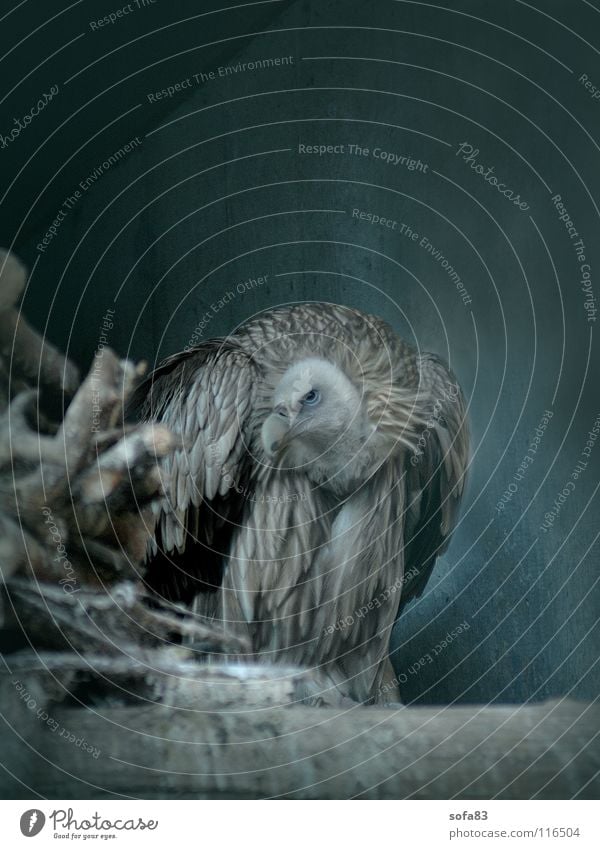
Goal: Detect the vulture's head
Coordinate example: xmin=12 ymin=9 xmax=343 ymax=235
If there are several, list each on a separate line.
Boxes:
xmin=261 ymin=357 xmax=377 ymax=487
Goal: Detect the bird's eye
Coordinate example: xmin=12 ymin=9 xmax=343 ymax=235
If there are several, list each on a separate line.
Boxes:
xmin=302 ymin=389 xmax=320 ymax=405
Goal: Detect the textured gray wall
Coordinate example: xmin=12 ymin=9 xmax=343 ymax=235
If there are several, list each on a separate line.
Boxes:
xmin=2 ymin=0 xmax=598 ymax=705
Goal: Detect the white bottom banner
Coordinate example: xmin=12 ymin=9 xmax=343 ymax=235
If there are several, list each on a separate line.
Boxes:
xmin=0 ymin=800 xmax=597 ymax=847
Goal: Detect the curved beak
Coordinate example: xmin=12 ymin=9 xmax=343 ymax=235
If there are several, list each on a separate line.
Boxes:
xmin=261 ymin=404 xmax=291 ymax=457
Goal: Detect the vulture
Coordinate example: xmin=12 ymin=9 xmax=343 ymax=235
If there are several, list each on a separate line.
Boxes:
xmin=131 ymin=302 xmax=469 ymax=704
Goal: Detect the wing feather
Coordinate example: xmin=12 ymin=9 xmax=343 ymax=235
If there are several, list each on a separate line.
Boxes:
xmin=399 ymin=352 xmax=469 ymax=607
xmin=127 ymin=340 xmax=259 ymax=602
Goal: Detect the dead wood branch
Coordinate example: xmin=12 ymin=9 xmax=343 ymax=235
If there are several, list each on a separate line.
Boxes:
xmin=0 ymin=248 xmax=245 ymax=660
xmin=4 ymin=579 xmax=249 ymax=658
xmin=0 ymin=249 xmax=79 ymax=407
xmin=0 ymin=682 xmax=596 ymax=799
